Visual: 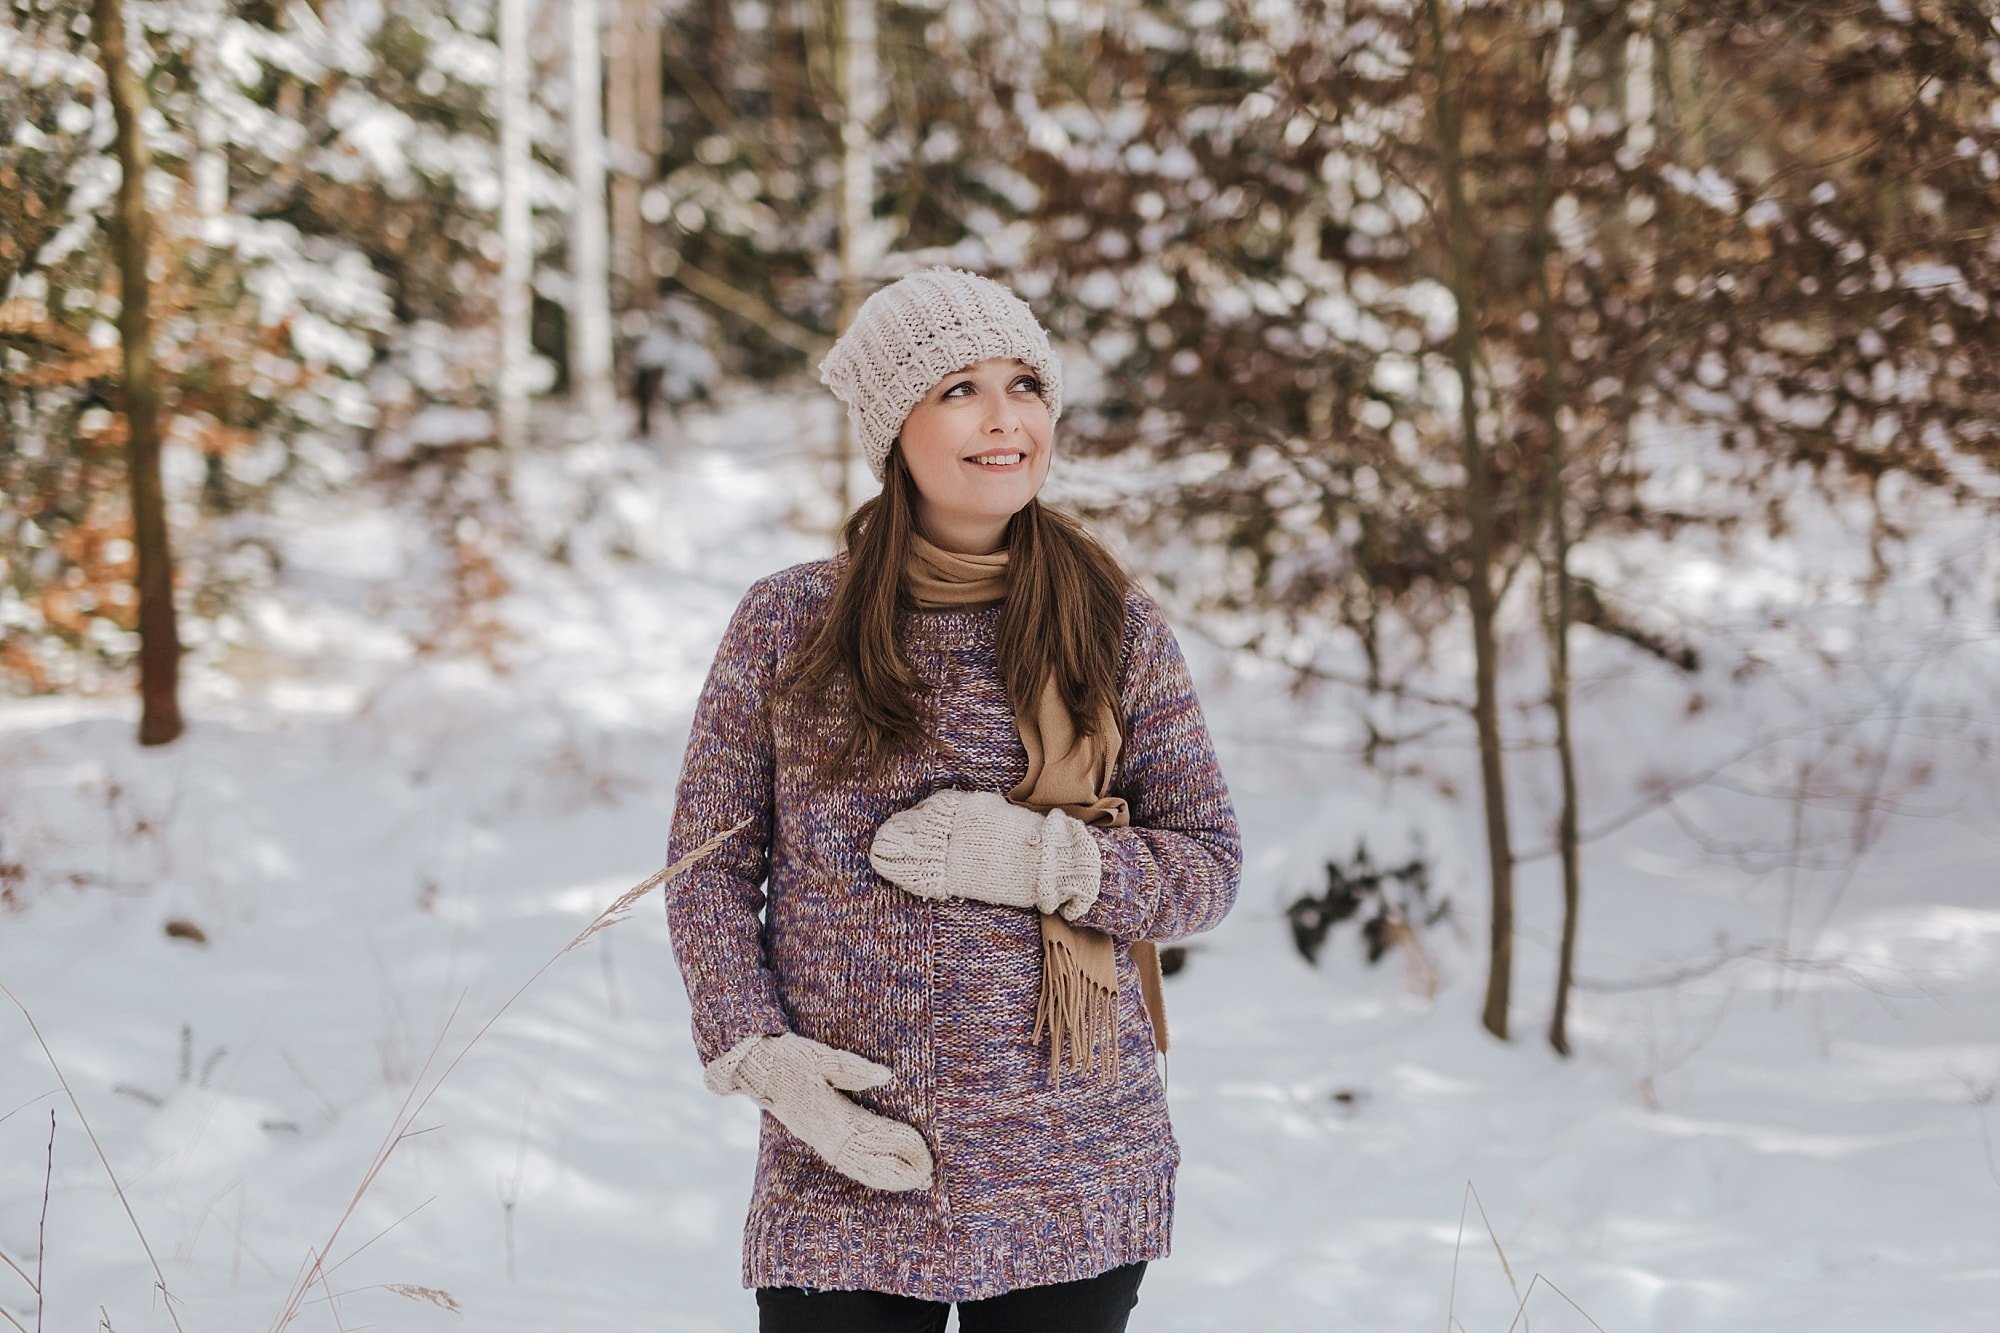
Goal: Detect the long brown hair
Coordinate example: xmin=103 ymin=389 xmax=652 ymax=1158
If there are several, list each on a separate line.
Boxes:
xmin=781 ymin=448 xmax=1130 ymax=778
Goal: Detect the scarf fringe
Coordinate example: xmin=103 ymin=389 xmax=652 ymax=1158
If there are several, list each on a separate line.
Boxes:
xmin=1032 ymin=927 xmax=1121 ymax=1089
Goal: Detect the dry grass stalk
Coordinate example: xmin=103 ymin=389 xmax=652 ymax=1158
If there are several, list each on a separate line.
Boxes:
xmin=1445 ymin=1179 xmax=1494 ymax=1333
xmin=0 ymin=1093 xmax=57 ymax=1129
xmin=268 ymin=820 xmax=747 ymax=1330
xmin=0 ymin=1244 xmax=32 ymax=1297
xmin=565 ymin=819 xmax=747 ymax=954
xmin=1 ymin=1289 xmax=24 ymax=1332
xmin=1501 ymin=1272 xmax=1607 ymax=1333
xmin=302 ymin=1281 xmax=461 ymax=1315
xmin=0 ymin=1177 xmax=36 ymax=1333
xmin=300 ymin=1194 xmax=437 ymax=1304
xmin=266 ymin=1006 xmax=460 ymax=1332
xmin=0 ymin=985 xmax=187 ymax=1333
xmin=1446 ymin=1178 xmax=1607 ymax=1333
xmin=1383 ymin=913 xmax=1442 ymax=1001
xmin=385 ymin=1284 xmax=460 ymax=1311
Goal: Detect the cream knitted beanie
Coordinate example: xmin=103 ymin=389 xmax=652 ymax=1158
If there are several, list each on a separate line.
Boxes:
xmin=818 ymin=267 xmax=1064 ymax=482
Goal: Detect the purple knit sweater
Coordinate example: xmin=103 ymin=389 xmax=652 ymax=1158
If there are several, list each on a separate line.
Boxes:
xmin=663 ymin=556 xmax=1241 ymax=1302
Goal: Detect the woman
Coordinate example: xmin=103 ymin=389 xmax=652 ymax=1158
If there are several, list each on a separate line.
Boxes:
xmin=664 ymin=266 xmax=1241 ymax=1332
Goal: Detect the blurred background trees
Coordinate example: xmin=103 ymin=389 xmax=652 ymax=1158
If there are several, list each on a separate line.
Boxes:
xmin=3 ymin=0 xmax=1994 ymax=1033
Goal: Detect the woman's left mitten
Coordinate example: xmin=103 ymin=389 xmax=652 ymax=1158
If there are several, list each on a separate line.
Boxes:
xmin=703 ymin=1032 xmax=934 ymax=1193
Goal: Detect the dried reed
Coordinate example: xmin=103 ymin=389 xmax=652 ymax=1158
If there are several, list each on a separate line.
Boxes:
xmin=266 ymin=819 xmax=747 ymax=1330
xmin=1446 ymin=1178 xmax=1607 ymax=1333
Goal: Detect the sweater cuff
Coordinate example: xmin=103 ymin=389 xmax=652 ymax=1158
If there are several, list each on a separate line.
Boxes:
xmin=1064 ymin=826 xmax=1162 ymax=941
xmin=702 ymin=1030 xmax=777 ymax=1097
xmin=691 ymin=991 xmax=793 ymax=1071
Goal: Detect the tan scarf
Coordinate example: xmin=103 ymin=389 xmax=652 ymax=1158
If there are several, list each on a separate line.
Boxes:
xmin=905 ymin=533 xmax=1169 ymax=1086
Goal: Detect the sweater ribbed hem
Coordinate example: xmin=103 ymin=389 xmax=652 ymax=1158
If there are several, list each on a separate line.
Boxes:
xmin=742 ymin=1165 xmax=1175 ymax=1302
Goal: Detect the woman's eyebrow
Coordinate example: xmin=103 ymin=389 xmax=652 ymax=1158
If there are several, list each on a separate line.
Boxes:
xmin=934 ymin=362 xmax=1035 ymax=394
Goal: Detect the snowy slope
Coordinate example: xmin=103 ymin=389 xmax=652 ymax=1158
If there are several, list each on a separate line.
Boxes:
xmin=3 ymin=385 xmax=1996 ymax=1332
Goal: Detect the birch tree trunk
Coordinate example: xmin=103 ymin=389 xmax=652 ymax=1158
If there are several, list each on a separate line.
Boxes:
xmin=1425 ymin=0 xmax=1515 ymax=1039
xmin=606 ymin=0 xmax=643 ymax=308
xmin=569 ymin=0 xmax=616 ymax=446
xmin=1536 ymin=8 xmax=1584 ymax=1058
xmin=497 ymin=0 xmax=533 ymax=453
xmin=833 ymin=0 xmax=881 ymax=518
xmin=94 ymin=0 xmax=185 ymax=745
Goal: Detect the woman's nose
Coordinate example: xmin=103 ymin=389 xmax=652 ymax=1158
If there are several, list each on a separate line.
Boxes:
xmin=984 ymin=394 xmax=1022 ymax=432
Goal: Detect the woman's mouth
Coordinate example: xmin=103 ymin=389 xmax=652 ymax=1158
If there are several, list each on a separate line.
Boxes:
xmin=966 ymin=452 xmax=1026 ymax=470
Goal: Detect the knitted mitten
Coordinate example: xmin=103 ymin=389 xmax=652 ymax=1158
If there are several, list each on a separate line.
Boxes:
xmin=868 ymin=789 xmax=1102 ymax=921
xmin=702 ymin=1032 xmax=934 ymax=1193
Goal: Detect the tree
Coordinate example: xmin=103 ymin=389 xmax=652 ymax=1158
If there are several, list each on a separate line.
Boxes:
xmin=1534 ymin=7 xmax=1583 ymax=1057
xmin=497 ymin=0 xmax=534 ymax=454
xmin=832 ymin=0 xmax=885 ymax=519
xmin=93 ymin=0 xmax=185 ymax=744
xmin=568 ymin=0 xmax=616 ymax=445
xmin=1423 ymin=0 xmax=1519 ymax=1039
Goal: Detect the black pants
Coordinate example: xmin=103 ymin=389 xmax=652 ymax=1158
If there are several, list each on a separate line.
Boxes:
xmin=754 ymin=1261 xmax=1147 ymax=1333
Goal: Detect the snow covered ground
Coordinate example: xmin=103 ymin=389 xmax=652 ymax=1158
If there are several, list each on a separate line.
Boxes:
xmin=3 ymin=386 xmax=1996 ymax=1332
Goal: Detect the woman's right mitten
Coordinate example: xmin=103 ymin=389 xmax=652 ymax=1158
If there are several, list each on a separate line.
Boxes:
xmin=701 ymin=1032 xmax=934 ymax=1193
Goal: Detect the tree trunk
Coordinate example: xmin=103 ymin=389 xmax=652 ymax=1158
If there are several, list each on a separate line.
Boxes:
xmin=769 ymin=0 xmax=802 ymax=155
xmin=1535 ymin=13 xmax=1584 ymax=1059
xmin=569 ymin=0 xmax=617 ymax=445
xmin=635 ymin=1 xmax=662 ymax=203
xmin=606 ymin=0 xmax=644 ymax=309
xmin=1425 ymin=0 xmax=1514 ymax=1040
xmin=497 ymin=0 xmax=533 ymax=454
xmin=94 ymin=0 xmax=185 ymax=746
xmin=700 ymin=0 xmax=738 ymax=100
xmin=611 ymin=0 xmax=665 ymax=431
xmin=833 ymin=0 xmax=882 ymax=520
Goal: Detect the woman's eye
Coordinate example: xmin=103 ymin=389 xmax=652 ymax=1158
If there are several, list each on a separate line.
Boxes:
xmin=942 ymin=376 xmax=1039 ymax=398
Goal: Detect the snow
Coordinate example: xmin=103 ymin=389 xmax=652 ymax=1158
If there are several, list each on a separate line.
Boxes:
xmin=3 ymin=385 xmax=1997 ymax=1331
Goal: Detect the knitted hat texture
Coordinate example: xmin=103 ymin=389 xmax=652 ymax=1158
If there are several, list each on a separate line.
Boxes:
xmin=818 ymin=267 xmax=1064 ymax=482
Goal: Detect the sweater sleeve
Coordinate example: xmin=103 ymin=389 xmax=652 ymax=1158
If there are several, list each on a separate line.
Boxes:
xmin=663 ymin=575 xmax=795 ymax=1064
xmin=1068 ymin=592 xmax=1243 ymax=945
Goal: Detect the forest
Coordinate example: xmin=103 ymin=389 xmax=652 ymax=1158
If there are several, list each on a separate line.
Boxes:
xmin=2 ymin=1 xmax=1996 ymax=1329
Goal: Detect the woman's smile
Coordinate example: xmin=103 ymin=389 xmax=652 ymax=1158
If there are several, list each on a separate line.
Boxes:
xmin=966 ymin=450 xmax=1027 ymax=470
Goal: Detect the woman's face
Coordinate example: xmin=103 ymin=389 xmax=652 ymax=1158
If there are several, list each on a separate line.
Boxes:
xmin=894 ymin=357 xmax=1054 ymax=554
